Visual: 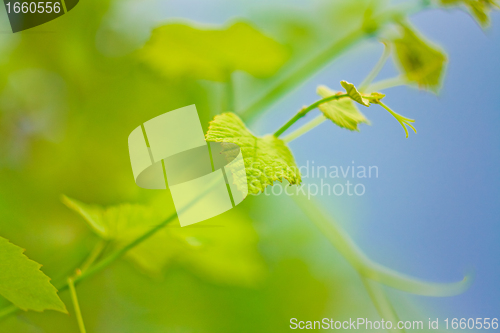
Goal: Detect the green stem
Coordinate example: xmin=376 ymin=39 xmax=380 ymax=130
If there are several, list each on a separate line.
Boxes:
xmin=0 ymin=175 xmax=221 ymax=321
xmin=68 ymin=277 xmax=86 ymax=333
xmin=79 ymin=239 xmax=107 ymax=273
xmin=273 ymin=94 xmax=348 ymax=138
xmin=72 ymin=215 xmax=175 ymax=288
xmin=359 ymin=43 xmax=391 ymax=92
xmin=367 ymin=76 xmax=407 ymax=92
xmin=242 ymin=29 xmax=366 ymax=122
xmin=0 ymin=214 xmax=177 ymax=321
xmin=241 ymin=0 xmax=429 ymax=123
xmin=291 ymin=195 xmax=472 ymax=297
xmin=283 ymin=114 xmax=327 ymax=143
xmin=362 ymin=277 xmax=406 ymax=333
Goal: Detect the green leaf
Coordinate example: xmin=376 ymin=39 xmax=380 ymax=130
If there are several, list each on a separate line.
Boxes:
xmin=316 ymin=85 xmax=370 ymax=131
xmin=391 ymin=23 xmax=447 ymax=93
xmin=62 ymin=195 xmax=171 ymax=241
xmin=340 ymin=80 xmax=370 ymax=106
xmin=439 ymin=0 xmax=499 ymax=27
xmin=0 ymin=236 xmax=66 ymax=313
xmin=205 ymin=112 xmax=301 ymax=194
xmin=139 ymin=21 xmax=290 ymax=81
xmin=63 ymin=194 xmax=266 ymax=287
xmin=127 ymin=206 xmax=266 ymax=287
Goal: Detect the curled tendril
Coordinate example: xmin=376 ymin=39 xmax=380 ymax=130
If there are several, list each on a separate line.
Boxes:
xmin=377 ymin=101 xmax=417 ymax=138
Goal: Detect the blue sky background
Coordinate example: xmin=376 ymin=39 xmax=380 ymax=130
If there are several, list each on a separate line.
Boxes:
xmin=106 ymin=0 xmax=500 ymax=321
xmin=260 ymin=8 xmax=500 ymax=319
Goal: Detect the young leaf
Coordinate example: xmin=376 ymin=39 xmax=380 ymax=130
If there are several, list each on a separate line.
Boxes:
xmin=63 ymin=194 xmax=266 ymax=287
xmin=62 ymin=195 xmax=171 ymax=241
xmin=139 ymin=21 xmax=290 ymax=81
xmin=391 ymin=23 xmax=447 ymax=93
xmin=205 ymin=112 xmax=301 ymax=194
xmin=127 ymin=205 xmax=266 ymax=287
xmin=316 ymin=85 xmax=370 ymax=131
xmin=439 ymin=0 xmax=499 ymax=27
xmin=0 ymin=236 xmax=67 ymax=313
xmin=340 ymin=80 xmax=370 ymax=106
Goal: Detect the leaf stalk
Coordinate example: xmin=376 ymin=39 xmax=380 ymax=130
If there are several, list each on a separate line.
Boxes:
xmin=273 ymin=94 xmax=348 ymax=138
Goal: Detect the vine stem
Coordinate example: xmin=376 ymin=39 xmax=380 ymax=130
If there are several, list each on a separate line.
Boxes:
xmin=358 ymin=42 xmax=391 ymax=92
xmin=283 ymin=114 xmax=327 ymax=143
xmin=0 ymin=177 xmax=219 ymax=321
xmin=362 ymin=277 xmax=405 ymax=333
xmin=79 ymin=239 xmax=107 ymax=273
xmin=0 ymin=0 xmax=434 ymax=324
xmin=291 ymin=194 xmax=471 ymax=297
xmin=242 ymin=30 xmax=365 ymax=121
xmin=241 ymin=0 xmax=429 ymax=122
xmin=68 ymin=277 xmax=86 ymax=333
xmin=367 ymin=76 xmax=407 ymax=92
xmin=277 ymin=92 xmax=383 ymax=142
xmin=273 ymin=94 xmax=348 ymax=137
xmin=63 ymin=240 xmax=107 ymax=332
xmin=70 ymin=214 xmax=175 ymax=288
xmin=0 ymin=215 xmax=176 ymax=321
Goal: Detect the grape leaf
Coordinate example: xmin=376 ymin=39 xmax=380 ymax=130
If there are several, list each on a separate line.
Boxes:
xmin=127 ymin=205 xmax=266 ymax=287
xmin=62 ymin=195 xmax=171 ymax=241
xmin=340 ymin=80 xmax=370 ymax=106
xmin=139 ymin=21 xmax=290 ymax=81
xmin=439 ymin=0 xmax=499 ymax=27
xmin=0 ymin=236 xmax=66 ymax=313
xmin=316 ymin=85 xmax=370 ymax=131
xmin=63 ymin=194 xmax=266 ymax=287
xmin=205 ymin=112 xmax=301 ymax=194
xmin=391 ymin=23 xmax=447 ymax=93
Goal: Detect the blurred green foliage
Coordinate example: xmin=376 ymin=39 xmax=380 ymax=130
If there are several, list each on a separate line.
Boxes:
xmin=139 ymin=21 xmax=290 ymax=81
xmin=0 ymin=0 xmax=496 ymax=331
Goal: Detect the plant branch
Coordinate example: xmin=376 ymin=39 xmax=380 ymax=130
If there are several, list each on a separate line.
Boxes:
xmin=0 ymin=175 xmax=222 ymax=321
xmin=241 ymin=0 xmax=430 ymax=123
xmin=291 ymin=194 xmax=472 ymax=297
xmin=368 ymin=76 xmax=407 ymax=92
xmin=242 ymin=29 xmax=366 ymax=122
xmin=362 ymin=277 xmax=406 ymax=333
xmin=283 ymin=114 xmax=327 ymax=143
xmin=71 ymin=215 xmax=175 ymax=288
xmin=68 ymin=277 xmax=86 ymax=333
xmin=359 ymin=42 xmax=392 ymax=92
xmin=79 ymin=239 xmax=107 ymax=273
xmin=0 ymin=214 xmax=176 ymax=321
xmin=273 ymin=94 xmax=348 ymax=138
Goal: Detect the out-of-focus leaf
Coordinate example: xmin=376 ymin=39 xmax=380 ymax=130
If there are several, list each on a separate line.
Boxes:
xmin=0 ymin=236 xmax=66 ymax=313
xmin=0 ymin=69 xmax=66 ymax=168
xmin=128 ymin=207 xmax=266 ymax=287
xmin=139 ymin=21 xmax=290 ymax=81
xmin=317 ymin=85 xmax=370 ymax=131
xmin=340 ymin=80 xmax=369 ymax=106
xmin=62 ymin=195 xmax=170 ymax=241
xmin=439 ymin=0 xmax=499 ymax=27
xmin=63 ymin=195 xmax=266 ymax=287
xmin=325 ymin=0 xmax=390 ymax=34
xmin=391 ymin=23 xmax=447 ymax=93
xmin=205 ymin=112 xmax=301 ymax=194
